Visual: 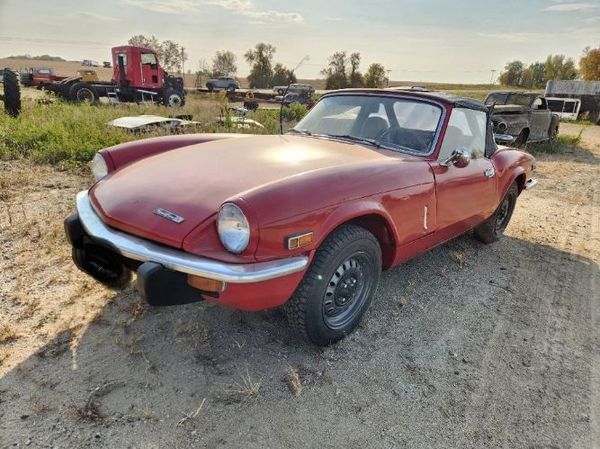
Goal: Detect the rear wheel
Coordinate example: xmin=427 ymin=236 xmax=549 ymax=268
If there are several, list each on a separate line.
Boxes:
xmin=69 ymin=82 xmax=98 ymax=103
xmin=285 ymin=224 xmax=381 ymax=346
xmin=2 ymin=68 xmax=21 ymax=117
xmin=474 ymin=182 xmax=518 ymax=244
xmin=549 ymin=125 xmax=559 ymax=141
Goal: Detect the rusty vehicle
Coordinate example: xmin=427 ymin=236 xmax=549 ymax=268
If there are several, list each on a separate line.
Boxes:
xmin=19 ymin=67 xmax=67 ymax=87
xmin=485 ymin=92 xmax=560 ymax=145
xmin=45 ymin=46 xmax=185 ymax=107
xmin=64 ymin=89 xmax=537 ymax=345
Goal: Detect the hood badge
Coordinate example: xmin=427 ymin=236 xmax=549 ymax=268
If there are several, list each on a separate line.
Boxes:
xmin=154 ymin=208 xmax=185 ymax=224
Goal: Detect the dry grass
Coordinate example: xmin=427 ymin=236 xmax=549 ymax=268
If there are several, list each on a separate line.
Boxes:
xmin=285 ymin=365 xmax=303 ymax=397
xmin=449 ymin=248 xmax=468 ymax=268
xmin=0 ymin=324 xmax=20 ymax=344
xmin=233 ymin=369 xmax=261 ymax=398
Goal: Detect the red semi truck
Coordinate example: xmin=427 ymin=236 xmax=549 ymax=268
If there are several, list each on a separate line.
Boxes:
xmin=46 ymin=46 xmax=186 ymax=107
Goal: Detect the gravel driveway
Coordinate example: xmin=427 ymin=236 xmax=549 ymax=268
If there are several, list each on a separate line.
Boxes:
xmin=0 ymin=124 xmax=598 ymax=448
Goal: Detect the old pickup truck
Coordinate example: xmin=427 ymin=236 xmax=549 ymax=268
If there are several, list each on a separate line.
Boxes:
xmin=485 ymin=92 xmax=560 ymax=145
xmin=65 ymin=89 xmax=537 ymax=345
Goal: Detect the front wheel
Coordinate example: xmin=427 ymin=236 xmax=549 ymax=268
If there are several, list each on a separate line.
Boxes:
xmin=285 ymin=224 xmax=382 ymax=346
xmin=474 ymin=182 xmax=518 ymax=244
xmin=163 ymin=89 xmax=185 ymax=107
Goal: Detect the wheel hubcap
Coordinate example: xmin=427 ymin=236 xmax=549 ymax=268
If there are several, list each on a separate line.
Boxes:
xmin=323 ymin=254 xmax=372 ymax=329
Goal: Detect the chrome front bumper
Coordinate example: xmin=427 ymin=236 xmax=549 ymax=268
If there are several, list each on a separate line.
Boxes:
xmin=75 ymin=191 xmax=309 ymax=283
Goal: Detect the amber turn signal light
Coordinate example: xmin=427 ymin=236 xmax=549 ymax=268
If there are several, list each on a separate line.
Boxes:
xmin=287 ymin=232 xmax=314 ymax=250
xmin=188 ymin=275 xmax=226 ymax=293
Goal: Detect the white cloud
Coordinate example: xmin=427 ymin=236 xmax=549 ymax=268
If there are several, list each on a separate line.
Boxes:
xmin=122 ymin=0 xmax=303 ymax=23
xmin=73 ymin=12 xmax=119 ymax=22
xmin=546 ymin=2 xmax=599 ymax=11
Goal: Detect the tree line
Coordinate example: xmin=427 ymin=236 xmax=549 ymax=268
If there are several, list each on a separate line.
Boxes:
xmin=499 ymin=46 xmax=600 ymax=88
xmin=202 ymin=44 xmax=388 ymax=89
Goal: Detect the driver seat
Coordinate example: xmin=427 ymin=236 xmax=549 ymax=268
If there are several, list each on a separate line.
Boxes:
xmin=360 ymin=116 xmax=389 ymax=140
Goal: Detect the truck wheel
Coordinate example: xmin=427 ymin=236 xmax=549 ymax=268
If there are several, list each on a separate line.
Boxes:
xmin=285 ymin=224 xmax=382 ymax=346
xmin=514 ymin=129 xmax=529 ymax=146
xmin=474 ymin=182 xmax=518 ymax=244
xmin=206 ymin=83 xmax=214 ymax=92
xmin=69 ymin=82 xmax=98 ymax=103
xmin=163 ymin=89 xmax=184 ymax=107
xmin=2 ymin=68 xmax=21 ymax=117
xmin=549 ymin=125 xmax=559 ymax=141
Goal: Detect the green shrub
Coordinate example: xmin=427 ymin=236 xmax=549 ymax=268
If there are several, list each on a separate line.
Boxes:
xmin=526 ymin=131 xmax=582 ymax=154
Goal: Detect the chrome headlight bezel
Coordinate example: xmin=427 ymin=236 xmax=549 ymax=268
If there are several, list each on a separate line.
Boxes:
xmin=217 ymin=203 xmax=250 ymax=254
xmin=91 ymin=152 xmax=108 ymax=182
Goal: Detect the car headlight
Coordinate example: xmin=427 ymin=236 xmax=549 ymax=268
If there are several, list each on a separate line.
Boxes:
xmin=91 ymin=153 xmax=108 ymax=182
xmin=217 ymin=203 xmax=250 ymax=254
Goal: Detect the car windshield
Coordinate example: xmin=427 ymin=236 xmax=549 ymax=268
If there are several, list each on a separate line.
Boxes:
xmin=485 ymin=93 xmax=533 ymax=107
xmin=291 ymin=95 xmax=443 ymax=154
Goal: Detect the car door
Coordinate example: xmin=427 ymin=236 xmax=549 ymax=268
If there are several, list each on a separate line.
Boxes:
xmin=529 ymin=97 xmax=551 ymax=140
xmin=431 ymin=107 xmax=499 ymax=237
xmin=140 ymin=52 xmax=161 ymax=89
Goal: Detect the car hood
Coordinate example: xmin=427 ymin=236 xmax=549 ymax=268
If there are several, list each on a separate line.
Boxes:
xmin=90 ymin=134 xmax=396 ymax=248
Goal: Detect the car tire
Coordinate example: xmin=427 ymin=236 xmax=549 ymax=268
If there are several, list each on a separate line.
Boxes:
xmin=474 ymin=182 xmax=518 ymax=244
xmin=549 ymin=125 xmax=559 ymax=141
xmin=277 ymin=88 xmax=285 ymax=95
xmin=285 ymin=224 xmax=382 ymax=346
xmin=206 ymin=84 xmax=214 ymax=92
xmin=514 ymin=128 xmax=529 ymax=146
xmin=2 ymin=68 xmax=21 ymax=117
xmin=163 ymin=88 xmax=185 ymax=107
xmin=227 ymin=85 xmax=236 ymax=92
xmin=68 ymin=82 xmax=98 ymax=103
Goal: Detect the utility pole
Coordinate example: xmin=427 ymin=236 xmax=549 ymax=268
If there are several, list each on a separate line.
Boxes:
xmin=490 ymin=69 xmax=496 ymax=85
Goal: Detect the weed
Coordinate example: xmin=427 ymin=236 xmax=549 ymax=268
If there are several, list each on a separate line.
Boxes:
xmin=233 ymin=369 xmax=261 ymax=398
xmin=0 ymin=324 xmax=20 ymax=344
xmin=526 ymin=131 xmax=583 ymax=155
xmin=285 ymin=365 xmax=303 ymax=397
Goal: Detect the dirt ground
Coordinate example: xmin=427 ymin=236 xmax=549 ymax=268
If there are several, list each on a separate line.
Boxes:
xmin=0 ymin=124 xmax=598 ymax=448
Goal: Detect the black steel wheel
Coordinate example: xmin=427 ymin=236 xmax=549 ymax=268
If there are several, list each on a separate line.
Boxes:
xmin=68 ymin=82 xmax=98 ymax=103
xmin=474 ymin=182 xmax=518 ymax=244
xmin=285 ymin=224 xmax=381 ymax=346
xmin=2 ymin=68 xmax=21 ymax=117
xmin=163 ymin=88 xmax=185 ymax=107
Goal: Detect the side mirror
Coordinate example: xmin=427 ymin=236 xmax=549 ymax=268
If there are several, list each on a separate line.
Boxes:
xmin=442 ymin=147 xmax=471 ymax=168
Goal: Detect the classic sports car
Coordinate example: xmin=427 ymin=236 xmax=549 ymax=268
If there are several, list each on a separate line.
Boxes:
xmin=65 ymin=89 xmax=537 ymax=345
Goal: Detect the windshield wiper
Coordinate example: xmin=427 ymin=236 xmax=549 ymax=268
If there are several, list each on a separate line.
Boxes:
xmin=325 ymin=134 xmax=382 ymax=148
xmin=287 ymin=128 xmax=312 ymax=136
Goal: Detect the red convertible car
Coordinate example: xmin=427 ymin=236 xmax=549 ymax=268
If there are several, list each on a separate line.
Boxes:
xmin=65 ymin=89 xmax=537 ymax=345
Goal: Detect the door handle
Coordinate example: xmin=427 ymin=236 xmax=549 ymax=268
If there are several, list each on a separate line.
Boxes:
xmin=484 ymin=167 xmax=495 ymax=178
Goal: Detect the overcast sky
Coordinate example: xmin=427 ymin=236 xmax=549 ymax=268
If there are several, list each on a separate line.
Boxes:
xmin=0 ymin=0 xmax=598 ymax=83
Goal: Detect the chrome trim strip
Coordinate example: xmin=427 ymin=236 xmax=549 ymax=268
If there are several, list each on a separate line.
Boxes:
xmin=76 ymin=191 xmax=309 ymax=283
xmin=524 ymin=178 xmax=538 ymax=190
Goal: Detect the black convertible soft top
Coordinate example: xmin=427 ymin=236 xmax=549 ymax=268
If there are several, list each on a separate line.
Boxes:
xmin=324 ymin=88 xmax=489 ymax=113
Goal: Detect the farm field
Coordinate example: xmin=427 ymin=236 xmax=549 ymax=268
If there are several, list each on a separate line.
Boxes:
xmin=0 ymin=84 xmax=598 ymax=448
